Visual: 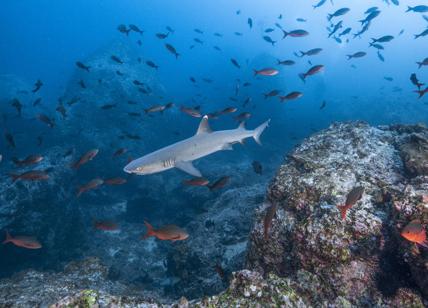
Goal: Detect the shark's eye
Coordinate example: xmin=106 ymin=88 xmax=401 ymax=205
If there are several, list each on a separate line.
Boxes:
xmin=136 ymin=166 xmax=144 ymax=172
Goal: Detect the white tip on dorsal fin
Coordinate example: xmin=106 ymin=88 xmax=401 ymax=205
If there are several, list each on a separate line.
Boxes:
xmin=196 ymin=115 xmax=212 ymax=135
xmin=238 ymin=121 xmax=246 ymax=130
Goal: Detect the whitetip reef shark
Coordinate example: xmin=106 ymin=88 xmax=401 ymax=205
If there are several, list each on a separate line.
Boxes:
xmin=123 ymin=115 xmax=270 ymax=177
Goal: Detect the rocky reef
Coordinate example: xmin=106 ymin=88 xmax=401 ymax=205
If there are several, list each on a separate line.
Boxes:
xmin=1 ymin=121 xmax=427 ymax=307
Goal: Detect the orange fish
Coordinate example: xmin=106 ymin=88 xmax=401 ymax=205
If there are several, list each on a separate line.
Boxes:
xmin=337 ymin=186 xmax=364 ymax=220
xmin=104 ymin=177 xmax=127 ymax=185
xmin=401 ymin=219 xmax=428 ymax=248
xmin=93 ymin=220 xmax=119 ymax=231
xmin=3 ymin=231 xmax=42 ymax=249
xmin=142 ymin=221 xmax=189 ymax=241
xmin=76 ymin=178 xmax=104 ymax=197
xmin=72 ymin=149 xmax=99 ymax=169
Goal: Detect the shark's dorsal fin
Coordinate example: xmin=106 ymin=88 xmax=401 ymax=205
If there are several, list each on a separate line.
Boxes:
xmin=238 ymin=121 xmax=246 ymax=130
xmin=196 ymin=115 xmax=212 ymax=135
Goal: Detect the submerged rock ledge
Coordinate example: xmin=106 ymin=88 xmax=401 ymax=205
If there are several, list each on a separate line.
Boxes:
xmin=1 ymin=121 xmax=427 ymax=307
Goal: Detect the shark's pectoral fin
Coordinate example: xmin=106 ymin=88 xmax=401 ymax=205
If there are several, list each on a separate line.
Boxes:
xmin=222 ymin=143 xmax=233 ymax=150
xmin=175 ymin=161 xmax=202 ymax=177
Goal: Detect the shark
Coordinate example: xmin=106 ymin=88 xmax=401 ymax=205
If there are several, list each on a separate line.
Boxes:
xmin=123 ymin=116 xmax=270 ymax=177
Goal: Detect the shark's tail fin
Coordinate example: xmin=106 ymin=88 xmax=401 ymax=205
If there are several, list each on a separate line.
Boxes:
xmin=253 ymin=119 xmax=270 ymax=145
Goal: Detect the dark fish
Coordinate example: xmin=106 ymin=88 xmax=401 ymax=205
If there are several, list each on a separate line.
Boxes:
xmin=252 ymin=161 xmax=262 ymax=175
xmin=116 ymin=70 xmax=124 ymax=76
xmin=416 ymin=57 xmax=428 ymax=68
xmin=166 ymin=26 xmax=175 ymax=33
xmin=214 ymin=32 xmax=222 ymax=37
xmin=231 ymin=58 xmax=240 ymax=68
xmin=117 ymin=24 xmax=130 ymax=35
xmin=347 ymin=52 xmax=366 ymax=60
xmin=296 ymin=18 xmax=307 ymax=22
xmin=263 ymin=36 xmax=276 ymax=45
xmin=377 ymin=51 xmax=385 ymax=62
xmin=78 ymin=79 xmax=86 ymax=89
xmin=337 ymin=186 xmax=364 ymax=220
xmin=234 ymin=32 xmax=243 ymax=36
xmin=359 ymin=10 xmax=381 ymax=24
xmin=406 ymin=5 xmax=428 ymax=13
xmin=299 ymin=48 xmax=322 ymax=57
xmin=165 ymin=43 xmax=179 ymax=58
xmin=264 ymin=203 xmax=277 ymax=240
xmin=10 ymin=170 xmax=49 ymax=183
xmin=365 ymin=7 xmax=379 ymax=15
xmin=144 ymin=104 xmax=166 ymax=114
xmin=415 ymin=28 xmax=428 ymax=39
xmin=146 ymin=60 xmax=159 ymax=70
xmin=265 ymin=28 xmax=274 ymax=33
xmin=156 ymin=32 xmax=169 ymax=39
xmin=369 ymin=43 xmax=384 ymax=50
xmin=208 ymin=176 xmax=230 ymax=191
xmin=339 ymin=27 xmax=352 ymax=37
xmin=410 ymin=73 xmax=424 ymax=89
xmin=113 ymin=148 xmax=128 ymax=157
xmin=320 ymin=100 xmax=326 ymax=109
xmin=213 ymin=46 xmax=222 ymax=51
xmin=328 ymin=8 xmax=350 ymax=21
xmin=194 ymin=28 xmax=203 ymax=34
xmin=128 ymin=112 xmax=141 ymax=117
xmin=76 ymin=61 xmax=90 ymax=72
xmin=234 ymin=112 xmax=251 ymax=122
xmin=36 ymin=114 xmax=55 ymax=128
xmin=313 ymin=0 xmax=327 ymax=9
xmin=101 ymin=103 xmax=117 ymax=110
xmin=129 ymin=24 xmax=143 ymax=34
xmin=220 ymin=107 xmax=237 ymax=115
xmin=247 ymin=18 xmax=253 ymax=29
xmin=384 ymin=76 xmax=393 ymax=82
xmin=279 ymin=91 xmax=303 ymax=102
xmin=111 ymin=55 xmax=123 ymax=64
xmin=32 ymin=79 xmax=43 ymax=93
xmin=277 ymin=59 xmax=295 ymax=65
xmin=214 ymin=264 xmax=226 ymax=280
xmin=11 ymin=98 xmax=22 ymax=116
xmin=33 ymin=98 xmax=42 ymax=106
xmin=371 ymin=35 xmax=394 ymax=43
xmin=299 ymin=65 xmax=324 ymax=82
xmin=328 ymin=21 xmax=343 ymax=38
xmin=264 ymin=89 xmax=281 ymax=99
xmin=282 ymin=29 xmax=309 ymax=38
xmin=56 ymin=103 xmax=67 ymax=119
xmin=4 ymin=132 xmax=15 ymax=148
xmin=415 ymin=87 xmax=428 ymax=98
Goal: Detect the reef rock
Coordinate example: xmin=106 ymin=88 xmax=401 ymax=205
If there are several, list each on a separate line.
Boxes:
xmin=248 ymin=121 xmax=428 ymax=305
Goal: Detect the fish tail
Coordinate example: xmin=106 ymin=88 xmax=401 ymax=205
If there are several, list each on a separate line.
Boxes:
xmin=143 ymin=221 xmax=155 ymax=239
xmin=9 ymin=173 xmax=19 ymax=183
xmin=298 ymin=73 xmax=306 ymax=83
xmin=406 ymin=6 xmax=412 ymax=12
xmin=253 ymin=69 xmax=259 ymax=76
xmin=11 ymin=158 xmax=20 ymax=166
xmin=282 ymin=30 xmax=288 ymax=39
xmin=346 ymin=55 xmax=352 ymax=60
xmin=337 ymin=205 xmax=348 ymax=220
xmin=2 ymin=230 xmax=11 ymax=244
xmin=414 ymin=34 xmax=419 ymax=39
xmin=76 ymin=188 xmax=84 ymax=198
xmin=417 ymin=62 xmax=422 ymax=68
xmin=327 ymin=14 xmax=332 ymax=21
xmin=299 ymin=51 xmax=305 ymax=57
xmin=419 ymin=240 xmax=428 ymax=249
xmin=253 ymin=119 xmax=270 ymax=146
xmin=175 ymin=53 xmax=180 ymax=59
xmin=271 ymin=41 xmax=276 ymax=46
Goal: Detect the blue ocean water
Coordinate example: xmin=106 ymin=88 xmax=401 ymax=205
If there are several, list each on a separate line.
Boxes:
xmin=0 ymin=0 xmax=427 ymax=301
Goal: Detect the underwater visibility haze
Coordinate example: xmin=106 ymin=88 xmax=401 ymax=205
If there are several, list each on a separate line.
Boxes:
xmin=0 ymin=0 xmax=428 ymax=306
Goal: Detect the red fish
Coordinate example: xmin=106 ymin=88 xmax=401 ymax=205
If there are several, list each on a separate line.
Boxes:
xmin=72 ymin=149 xmax=99 ymax=169
xmin=299 ymin=65 xmax=324 ymax=82
xmin=401 ymin=219 xmax=428 ymax=248
xmin=12 ymin=155 xmax=43 ymax=167
xmin=279 ymin=91 xmax=303 ymax=102
xmin=10 ymin=170 xmax=49 ymax=183
xmin=3 ymin=231 xmax=42 ymax=249
xmin=142 ymin=221 xmax=189 ymax=241
xmin=93 ymin=220 xmax=119 ymax=231
xmin=337 ymin=186 xmax=364 ymax=220
xmin=183 ymin=177 xmax=210 ymax=186
xmin=180 ymin=106 xmax=202 ymax=118
xmin=76 ymin=178 xmax=104 ymax=197
xmin=104 ymin=177 xmax=127 ymax=185
xmin=253 ymin=68 xmax=279 ymax=76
